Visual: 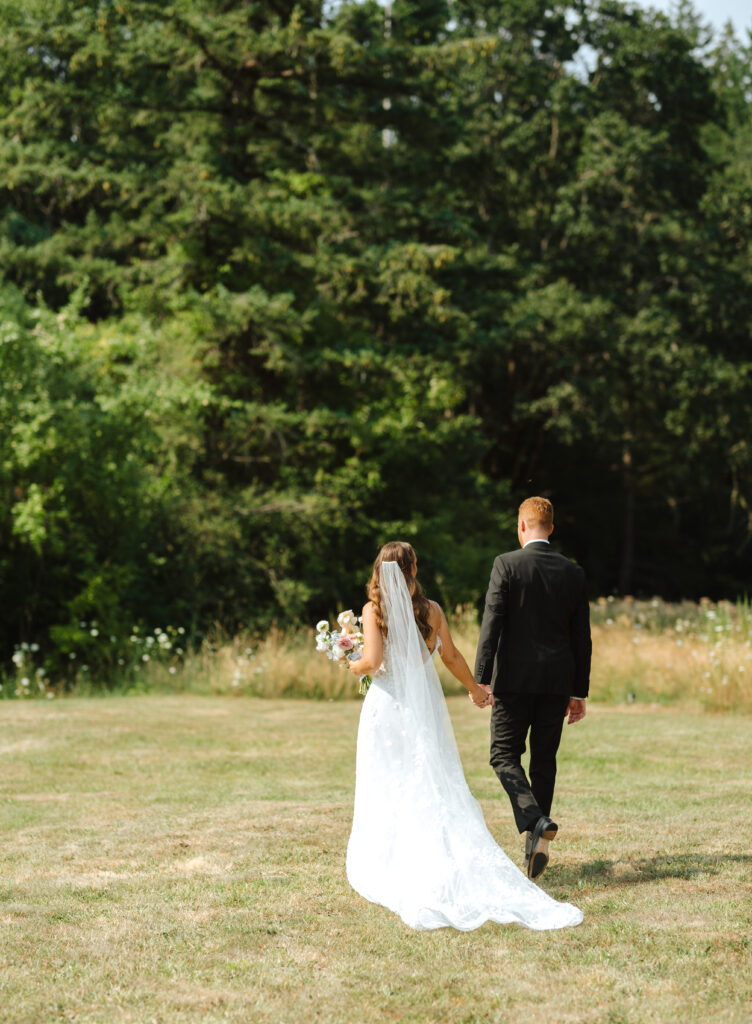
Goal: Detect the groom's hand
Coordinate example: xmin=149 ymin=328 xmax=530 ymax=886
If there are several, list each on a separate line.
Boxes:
xmin=566 ymin=698 xmax=586 ymax=724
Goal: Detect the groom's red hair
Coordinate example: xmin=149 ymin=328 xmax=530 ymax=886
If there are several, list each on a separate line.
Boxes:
xmin=518 ymin=496 xmax=554 ymax=528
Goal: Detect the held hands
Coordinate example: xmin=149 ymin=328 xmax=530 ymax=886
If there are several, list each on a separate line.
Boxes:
xmin=566 ymin=698 xmax=586 ymax=724
xmin=469 ymin=683 xmax=494 ymax=709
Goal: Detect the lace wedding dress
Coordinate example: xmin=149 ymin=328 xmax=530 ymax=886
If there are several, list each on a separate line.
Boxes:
xmin=346 ymin=561 xmax=583 ymax=931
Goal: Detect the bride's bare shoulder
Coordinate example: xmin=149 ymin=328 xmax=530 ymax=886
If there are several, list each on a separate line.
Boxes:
xmin=428 ymin=599 xmax=444 ymax=620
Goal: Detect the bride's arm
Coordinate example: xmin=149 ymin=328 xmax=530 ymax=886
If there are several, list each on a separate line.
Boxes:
xmin=347 ymin=602 xmax=383 ymax=676
xmin=434 ymin=604 xmax=493 ymax=706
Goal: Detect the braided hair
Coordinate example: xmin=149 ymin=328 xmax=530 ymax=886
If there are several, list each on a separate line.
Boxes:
xmin=367 ymin=541 xmax=432 ymax=643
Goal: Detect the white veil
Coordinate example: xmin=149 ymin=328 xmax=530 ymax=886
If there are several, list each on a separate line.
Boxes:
xmin=379 ymin=560 xmax=431 ymax=692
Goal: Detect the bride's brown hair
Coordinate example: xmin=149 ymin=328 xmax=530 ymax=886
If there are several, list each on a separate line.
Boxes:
xmin=367 ymin=541 xmax=432 ymax=642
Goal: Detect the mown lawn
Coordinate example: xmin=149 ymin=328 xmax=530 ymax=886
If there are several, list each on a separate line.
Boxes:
xmin=0 ymin=696 xmax=750 ymax=1023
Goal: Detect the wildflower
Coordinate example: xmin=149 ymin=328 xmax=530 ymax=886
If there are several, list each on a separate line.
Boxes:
xmin=30 ymin=643 xmax=40 ymax=652
xmin=142 ymin=654 xmax=150 ymax=662
xmin=46 ymin=692 xmax=54 ymax=699
xmin=90 ymin=628 xmax=99 ymax=637
xmin=69 ymin=652 xmax=77 ymax=659
xmin=169 ymin=666 xmax=177 ymax=675
xmin=12 ymin=651 xmax=24 ymax=666
xmin=21 ymin=677 xmax=30 ymax=688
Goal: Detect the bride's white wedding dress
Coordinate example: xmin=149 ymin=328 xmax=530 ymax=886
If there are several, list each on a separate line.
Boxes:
xmin=346 ymin=561 xmax=583 ymax=931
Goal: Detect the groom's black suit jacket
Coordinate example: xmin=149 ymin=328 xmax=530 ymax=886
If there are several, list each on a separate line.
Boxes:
xmin=475 ymin=542 xmax=592 ymax=698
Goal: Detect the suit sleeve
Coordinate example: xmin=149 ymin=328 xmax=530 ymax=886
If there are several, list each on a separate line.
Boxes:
xmin=474 ymin=556 xmax=508 ymax=686
xmin=570 ymin=571 xmax=592 ymax=698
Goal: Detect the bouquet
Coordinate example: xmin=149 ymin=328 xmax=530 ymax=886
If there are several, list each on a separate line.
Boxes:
xmin=315 ymin=609 xmax=372 ymax=695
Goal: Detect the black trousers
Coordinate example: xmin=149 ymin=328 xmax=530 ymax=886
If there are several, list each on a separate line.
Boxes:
xmin=489 ymin=692 xmax=570 ymax=834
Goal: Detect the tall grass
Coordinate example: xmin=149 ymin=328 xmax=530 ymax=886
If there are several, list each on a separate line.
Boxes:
xmin=4 ymin=598 xmax=752 ymax=711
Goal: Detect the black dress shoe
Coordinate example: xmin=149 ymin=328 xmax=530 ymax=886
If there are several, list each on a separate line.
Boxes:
xmin=527 ymin=816 xmax=558 ymax=880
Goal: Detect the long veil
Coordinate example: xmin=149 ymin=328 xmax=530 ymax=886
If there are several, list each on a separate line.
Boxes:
xmin=346 ymin=560 xmax=583 ymax=931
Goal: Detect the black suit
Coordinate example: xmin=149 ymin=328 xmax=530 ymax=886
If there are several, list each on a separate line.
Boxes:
xmin=474 ymin=541 xmax=591 ymax=833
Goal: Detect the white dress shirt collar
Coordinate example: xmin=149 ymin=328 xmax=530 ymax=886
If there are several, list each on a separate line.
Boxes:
xmin=522 ymin=538 xmax=550 ymax=548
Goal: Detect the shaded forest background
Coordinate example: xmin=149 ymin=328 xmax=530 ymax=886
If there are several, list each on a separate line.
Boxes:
xmin=1 ymin=0 xmax=752 ymax=674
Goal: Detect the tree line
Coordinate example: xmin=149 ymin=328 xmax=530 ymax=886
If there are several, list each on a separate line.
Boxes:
xmin=1 ymin=0 xmax=751 ymax=675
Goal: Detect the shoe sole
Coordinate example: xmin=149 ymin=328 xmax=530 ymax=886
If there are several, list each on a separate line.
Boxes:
xmin=527 ymin=829 xmax=557 ymax=879
xmin=529 ymin=851 xmax=549 ymax=878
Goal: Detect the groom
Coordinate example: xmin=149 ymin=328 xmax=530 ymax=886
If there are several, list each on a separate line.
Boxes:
xmin=474 ymin=497 xmax=591 ymax=880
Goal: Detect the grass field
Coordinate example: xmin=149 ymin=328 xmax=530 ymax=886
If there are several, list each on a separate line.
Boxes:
xmin=1 ymin=695 xmax=750 ymax=1023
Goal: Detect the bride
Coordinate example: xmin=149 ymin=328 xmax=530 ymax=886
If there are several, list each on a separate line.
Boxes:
xmin=345 ymin=541 xmax=582 ymax=931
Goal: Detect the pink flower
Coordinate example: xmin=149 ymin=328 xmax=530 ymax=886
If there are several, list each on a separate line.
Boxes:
xmin=337 ymin=636 xmax=355 ymax=651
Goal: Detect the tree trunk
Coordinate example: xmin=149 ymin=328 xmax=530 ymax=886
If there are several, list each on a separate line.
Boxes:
xmin=618 ymin=440 xmax=635 ymax=594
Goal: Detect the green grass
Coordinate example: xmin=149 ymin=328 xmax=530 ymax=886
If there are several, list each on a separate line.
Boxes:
xmin=1 ymin=696 xmax=750 ymax=1023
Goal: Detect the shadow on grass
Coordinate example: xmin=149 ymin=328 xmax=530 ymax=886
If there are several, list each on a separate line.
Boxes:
xmin=550 ymin=852 xmax=752 ymax=888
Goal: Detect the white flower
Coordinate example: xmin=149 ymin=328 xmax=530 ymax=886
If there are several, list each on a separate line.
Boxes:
xmin=142 ymin=654 xmax=150 ymax=662
xmin=316 ymin=640 xmax=328 ymax=652
xmin=46 ymin=692 xmax=55 ymax=699
xmin=69 ymin=652 xmax=77 ymax=659
xmin=90 ymin=628 xmax=99 ymax=637
xmin=316 ymin=620 xmax=329 ymax=632
xmin=21 ymin=677 xmax=30 ymax=688
xmin=169 ymin=666 xmax=177 ymax=675
xmin=12 ymin=651 xmax=24 ymax=667
xmin=30 ymin=643 xmax=40 ymax=652
xmin=332 ymin=645 xmax=346 ymax=661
